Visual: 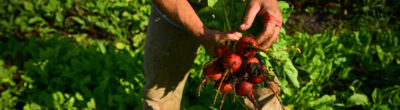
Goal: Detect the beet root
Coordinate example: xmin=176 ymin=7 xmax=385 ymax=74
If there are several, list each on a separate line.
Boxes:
xmin=203 ymin=61 xmax=223 ymax=81
xmin=221 ymin=53 xmax=242 ymax=72
xmin=237 ymin=36 xmax=258 ymax=58
xmin=236 ymin=80 xmax=254 ymax=96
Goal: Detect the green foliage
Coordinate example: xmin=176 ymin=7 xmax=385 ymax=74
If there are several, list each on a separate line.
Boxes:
xmin=0 ymin=0 xmax=150 ymax=42
xmin=0 ymin=0 xmax=150 ymax=108
xmin=0 ymin=36 xmax=145 ymax=109
xmin=1 ymin=0 xmax=399 ymax=109
xmin=282 ymin=24 xmax=400 ymax=109
xmin=197 ymin=0 xmax=248 ymax=31
xmin=370 ymin=86 xmax=400 ymax=109
xmin=347 ymin=93 xmax=369 ymax=107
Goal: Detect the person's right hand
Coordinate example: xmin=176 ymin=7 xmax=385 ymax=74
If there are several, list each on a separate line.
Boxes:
xmin=198 ymin=27 xmax=243 ymax=56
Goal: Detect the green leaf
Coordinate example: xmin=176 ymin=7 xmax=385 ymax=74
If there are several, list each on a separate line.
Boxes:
xmin=21 ymin=75 xmax=34 ymax=83
xmin=269 ymin=36 xmax=299 ymax=88
xmin=114 ymin=42 xmax=127 ymax=50
xmin=24 ymin=1 xmax=35 ymax=12
xmin=23 ymin=102 xmax=42 ymax=110
xmin=87 ymin=98 xmax=96 ymax=109
xmin=208 ymin=0 xmax=218 ymax=7
xmin=338 ymin=67 xmax=352 ymax=79
xmin=278 ymin=1 xmax=292 ymax=23
xmin=56 ymin=12 xmax=64 ymax=23
xmin=309 ymin=95 xmax=336 ymax=107
xmin=71 ymin=16 xmax=85 ymax=25
xmin=279 ymin=79 xmax=292 ymax=96
xmin=75 ymin=92 xmax=84 ymax=101
xmin=97 ymin=42 xmax=106 ymax=54
xmin=283 ymin=57 xmax=300 ymax=88
xmin=315 ymin=105 xmax=334 ymax=110
xmin=376 ymin=45 xmax=384 ymax=62
xmin=354 ymin=29 xmax=371 ymax=46
xmin=95 ymin=21 xmax=108 ymax=29
xmin=347 ymin=93 xmax=370 ymax=107
xmin=372 ymin=88 xmax=378 ymax=103
xmin=52 ymin=91 xmax=65 ymax=106
xmin=28 ymin=16 xmax=45 ymax=24
xmin=375 ymin=105 xmax=390 ymax=110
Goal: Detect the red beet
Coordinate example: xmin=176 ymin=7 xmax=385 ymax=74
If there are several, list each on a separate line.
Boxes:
xmin=237 ymin=36 xmax=257 ymax=46
xmin=219 ymin=83 xmax=233 ymax=93
xmin=246 ymin=57 xmax=260 ymax=64
xmin=236 ymin=81 xmax=254 ymax=96
xmin=215 ymin=45 xmax=231 ymax=58
xmin=242 ymin=57 xmax=260 ymax=73
xmin=263 ymin=65 xmax=269 ymax=75
xmin=221 ymin=53 xmax=242 ymax=72
xmin=249 ymin=76 xmax=263 ymax=83
xmin=237 ymin=36 xmax=257 ymax=58
xmin=203 ymin=62 xmax=223 ymax=81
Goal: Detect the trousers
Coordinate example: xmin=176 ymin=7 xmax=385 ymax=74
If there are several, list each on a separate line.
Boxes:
xmin=142 ymin=5 xmax=282 ymax=110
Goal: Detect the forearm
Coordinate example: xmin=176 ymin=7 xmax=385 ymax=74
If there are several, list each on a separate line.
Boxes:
xmin=152 ymin=0 xmax=205 ymax=37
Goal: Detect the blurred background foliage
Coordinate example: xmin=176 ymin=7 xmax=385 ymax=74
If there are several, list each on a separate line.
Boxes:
xmin=0 ymin=0 xmax=399 ymax=109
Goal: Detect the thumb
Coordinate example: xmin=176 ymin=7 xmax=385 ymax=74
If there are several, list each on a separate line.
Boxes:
xmin=240 ymin=3 xmax=261 ymax=31
xmin=219 ymin=32 xmax=243 ymax=42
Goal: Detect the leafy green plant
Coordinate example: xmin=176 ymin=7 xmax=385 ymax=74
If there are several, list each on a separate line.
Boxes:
xmin=1 ymin=0 xmax=399 ymax=109
xmin=0 ymin=36 xmax=145 ymax=109
xmin=0 ymin=0 xmax=150 ymax=42
xmin=282 ymin=25 xmax=399 ymax=109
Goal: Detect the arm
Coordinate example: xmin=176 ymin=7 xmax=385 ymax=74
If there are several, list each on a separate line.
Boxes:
xmin=152 ymin=0 xmax=204 ymax=37
xmin=152 ymin=0 xmax=242 ymax=55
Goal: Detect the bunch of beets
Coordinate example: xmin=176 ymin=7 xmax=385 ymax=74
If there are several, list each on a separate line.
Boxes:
xmin=198 ymin=36 xmax=284 ymax=110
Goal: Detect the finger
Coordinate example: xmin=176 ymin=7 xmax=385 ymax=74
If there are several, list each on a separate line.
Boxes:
xmin=239 ymin=2 xmax=261 ymax=31
xmin=260 ymin=26 xmax=279 ymax=49
xmin=256 ymin=23 xmax=275 ymax=49
xmin=219 ymin=32 xmax=243 ymax=42
xmin=264 ymin=28 xmax=280 ymax=48
xmin=208 ymin=32 xmax=241 ymax=56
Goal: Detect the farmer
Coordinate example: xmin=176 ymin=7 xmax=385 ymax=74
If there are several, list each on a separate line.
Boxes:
xmin=143 ymin=0 xmax=283 ymax=109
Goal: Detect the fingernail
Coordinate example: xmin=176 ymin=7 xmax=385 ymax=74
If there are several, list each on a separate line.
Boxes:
xmin=240 ymin=24 xmax=246 ymax=28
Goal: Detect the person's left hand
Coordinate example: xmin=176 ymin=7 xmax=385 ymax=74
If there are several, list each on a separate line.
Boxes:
xmin=239 ymin=0 xmax=282 ymax=49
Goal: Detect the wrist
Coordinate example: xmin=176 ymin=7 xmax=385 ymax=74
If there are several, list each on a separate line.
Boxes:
xmin=195 ymin=26 xmax=209 ymax=44
xmin=191 ymin=24 xmax=207 ymax=38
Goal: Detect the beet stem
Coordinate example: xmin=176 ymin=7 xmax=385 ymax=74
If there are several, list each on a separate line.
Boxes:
xmin=245 ymin=46 xmax=283 ymax=62
xmin=219 ymin=93 xmax=228 ymax=110
xmin=246 ymin=45 xmax=300 ymax=53
xmin=213 ymin=69 xmax=229 ymax=104
xmin=198 ymin=78 xmax=207 ymax=96
xmin=269 ymin=85 xmax=286 ymax=110
xmin=246 ymin=94 xmax=259 ymax=110
xmin=233 ymin=89 xmax=236 ymax=102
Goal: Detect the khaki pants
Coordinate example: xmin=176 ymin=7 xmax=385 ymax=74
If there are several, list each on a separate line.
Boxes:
xmin=143 ymin=5 xmax=282 ymax=110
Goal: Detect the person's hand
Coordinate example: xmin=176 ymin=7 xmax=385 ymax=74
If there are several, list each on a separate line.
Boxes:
xmin=239 ymin=0 xmax=282 ymax=49
xmin=199 ymin=27 xmax=242 ymax=56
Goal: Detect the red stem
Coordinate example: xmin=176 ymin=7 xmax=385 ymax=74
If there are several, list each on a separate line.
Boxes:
xmin=269 ymin=86 xmax=286 ymax=110
xmin=246 ymin=94 xmax=259 ymax=110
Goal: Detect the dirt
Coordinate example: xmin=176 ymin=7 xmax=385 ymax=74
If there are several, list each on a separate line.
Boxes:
xmin=283 ymin=12 xmax=343 ymax=35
